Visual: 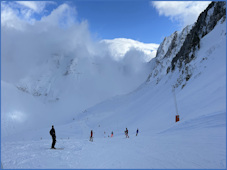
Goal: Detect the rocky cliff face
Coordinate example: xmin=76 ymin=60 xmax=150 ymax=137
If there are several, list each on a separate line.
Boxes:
xmin=147 ymin=1 xmax=226 ymax=88
xmin=146 ymin=25 xmax=192 ymax=84
xmin=171 ymin=1 xmax=226 ymax=71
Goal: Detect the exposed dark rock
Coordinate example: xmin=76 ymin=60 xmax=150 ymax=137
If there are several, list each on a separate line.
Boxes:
xmin=171 ymin=1 xmax=226 ymax=71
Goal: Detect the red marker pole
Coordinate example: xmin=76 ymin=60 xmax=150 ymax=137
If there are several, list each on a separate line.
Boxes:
xmin=173 ymin=87 xmax=180 ymax=122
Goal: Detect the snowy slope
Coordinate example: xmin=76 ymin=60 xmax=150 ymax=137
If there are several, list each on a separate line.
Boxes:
xmin=1 ymin=2 xmax=226 ymax=169
xmin=2 ymin=27 xmax=226 ymax=167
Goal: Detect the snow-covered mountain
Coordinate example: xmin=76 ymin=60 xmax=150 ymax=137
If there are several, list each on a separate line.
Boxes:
xmin=146 ymin=24 xmax=193 ymax=84
xmin=1 ymin=1 xmax=226 ymax=169
xmin=147 ymin=1 xmax=226 ymax=89
xmin=100 ymin=38 xmax=159 ymax=61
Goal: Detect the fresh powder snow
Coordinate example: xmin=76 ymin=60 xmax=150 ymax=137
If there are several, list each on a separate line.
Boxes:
xmin=1 ymin=2 xmax=226 ymax=169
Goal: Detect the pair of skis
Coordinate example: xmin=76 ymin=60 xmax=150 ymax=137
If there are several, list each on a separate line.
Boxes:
xmin=50 ymin=148 xmax=64 ymax=150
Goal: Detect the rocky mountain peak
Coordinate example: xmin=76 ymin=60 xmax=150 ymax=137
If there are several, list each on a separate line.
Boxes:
xmin=146 ymin=1 xmax=226 ymax=88
xmin=171 ymin=1 xmax=226 ymax=71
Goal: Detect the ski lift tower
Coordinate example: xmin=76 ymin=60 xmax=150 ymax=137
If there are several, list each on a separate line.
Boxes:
xmin=172 ymin=87 xmax=180 ymax=122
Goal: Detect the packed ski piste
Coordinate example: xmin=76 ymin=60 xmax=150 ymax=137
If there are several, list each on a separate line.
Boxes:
xmin=1 ymin=1 xmax=226 ymax=169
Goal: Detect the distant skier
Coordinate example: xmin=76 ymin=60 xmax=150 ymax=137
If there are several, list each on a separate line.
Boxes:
xmin=111 ymin=131 xmax=113 ymax=137
xmin=90 ymin=130 xmax=93 ymax=142
xmin=125 ymin=128 xmax=129 ymax=138
xmin=49 ymin=125 xmax=56 ymax=149
xmin=136 ymin=128 xmax=139 ymax=136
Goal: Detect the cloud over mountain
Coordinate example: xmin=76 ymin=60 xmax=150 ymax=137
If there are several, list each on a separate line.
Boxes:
xmin=1 ymin=2 xmax=155 ymax=130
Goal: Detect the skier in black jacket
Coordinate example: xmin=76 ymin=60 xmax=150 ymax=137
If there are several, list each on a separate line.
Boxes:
xmin=50 ymin=125 xmax=56 ymax=149
xmin=125 ymin=128 xmax=129 ymax=138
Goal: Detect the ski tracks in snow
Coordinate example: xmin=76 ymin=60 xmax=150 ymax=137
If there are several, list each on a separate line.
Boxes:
xmin=1 ymin=111 xmax=226 ymax=169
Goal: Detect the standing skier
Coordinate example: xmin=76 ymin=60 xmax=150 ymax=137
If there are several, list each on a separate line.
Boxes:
xmin=49 ymin=125 xmax=56 ymax=149
xmin=111 ymin=131 xmax=113 ymax=137
xmin=90 ymin=130 xmax=93 ymax=142
xmin=136 ymin=128 xmax=139 ymax=136
xmin=125 ymin=128 xmax=129 ymax=138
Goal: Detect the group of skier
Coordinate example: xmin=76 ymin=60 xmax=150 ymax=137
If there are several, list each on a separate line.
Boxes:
xmin=89 ymin=128 xmax=139 ymax=142
xmin=49 ymin=125 xmax=139 ymax=148
xmin=124 ymin=128 xmax=139 ymax=138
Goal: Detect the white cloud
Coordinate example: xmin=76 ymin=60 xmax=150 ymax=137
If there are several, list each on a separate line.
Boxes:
xmin=40 ymin=3 xmax=77 ymax=28
xmin=151 ymin=1 xmax=211 ymax=28
xmin=101 ymin=38 xmax=159 ymax=61
xmin=17 ymin=1 xmax=41 ymax=13
xmin=1 ymin=2 xmax=27 ymax=29
xmin=1 ymin=1 xmax=57 ymax=27
xmin=1 ymin=2 xmax=77 ymax=30
xmin=1 ymin=3 xmax=85 ymax=82
xmin=16 ymin=1 xmax=54 ymax=13
xmin=1 ymin=2 xmax=152 ymax=99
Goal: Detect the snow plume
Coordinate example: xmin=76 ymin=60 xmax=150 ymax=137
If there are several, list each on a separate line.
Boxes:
xmin=1 ymin=2 xmax=154 ymax=136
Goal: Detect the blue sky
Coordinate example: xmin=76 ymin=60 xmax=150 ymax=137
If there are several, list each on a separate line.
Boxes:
xmin=72 ymin=0 xmax=176 ymax=43
xmin=1 ymin=1 xmax=211 ymax=44
xmin=54 ymin=0 xmax=211 ymax=43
